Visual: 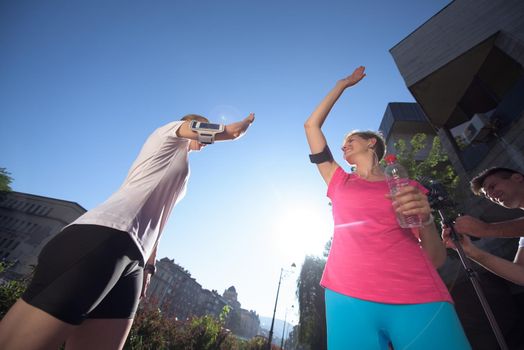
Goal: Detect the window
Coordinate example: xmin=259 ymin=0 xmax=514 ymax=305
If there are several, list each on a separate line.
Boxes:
xmin=37 ymin=206 xmax=48 ymax=215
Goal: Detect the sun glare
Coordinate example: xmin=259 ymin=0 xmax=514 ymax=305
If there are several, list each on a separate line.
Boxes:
xmin=271 ymin=198 xmax=333 ymax=262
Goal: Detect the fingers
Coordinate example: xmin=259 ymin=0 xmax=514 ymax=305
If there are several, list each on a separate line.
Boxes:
xmin=354 ymin=66 xmax=366 ymax=75
xmin=453 ymin=215 xmax=484 ymax=236
xmin=441 ymin=227 xmax=473 ymax=253
xmin=441 ymin=228 xmax=457 ymax=249
xmin=246 ymin=112 xmax=255 ymax=122
xmin=441 ymin=227 xmax=451 ymax=240
xmin=443 ymin=239 xmax=455 ymax=249
xmin=354 ymin=66 xmax=366 ymax=80
xmin=340 ymin=66 xmax=367 ymax=87
xmin=350 ymin=67 xmax=366 ymax=84
xmin=391 ymin=186 xmax=430 ymax=216
xmin=453 ymin=216 xmax=468 ymax=230
xmin=355 ymin=74 xmax=366 ymax=84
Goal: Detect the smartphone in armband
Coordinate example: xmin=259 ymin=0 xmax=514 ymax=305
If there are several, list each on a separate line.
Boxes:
xmin=189 ymin=120 xmax=225 ymax=144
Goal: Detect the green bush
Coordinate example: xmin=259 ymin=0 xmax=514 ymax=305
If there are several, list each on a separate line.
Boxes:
xmin=0 ymin=262 xmax=30 ymax=319
xmin=0 ymin=267 xmax=266 ymax=349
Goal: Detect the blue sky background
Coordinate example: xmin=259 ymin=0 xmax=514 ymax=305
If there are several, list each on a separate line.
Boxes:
xmin=1 ymin=0 xmax=451 ymax=324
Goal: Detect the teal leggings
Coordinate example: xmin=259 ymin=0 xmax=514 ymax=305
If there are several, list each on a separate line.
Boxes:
xmin=325 ymin=289 xmax=471 ymax=350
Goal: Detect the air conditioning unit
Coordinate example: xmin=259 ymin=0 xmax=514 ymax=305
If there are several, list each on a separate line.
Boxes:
xmin=462 ymin=110 xmax=495 ymax=144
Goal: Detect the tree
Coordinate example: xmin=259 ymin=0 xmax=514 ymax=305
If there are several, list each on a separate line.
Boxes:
xmin=392 ymin=133 xmax=462 ymax=219
xmin=0 ymin=168 xmax=13 ymax=192
xmin=125 ymin=302 xmax=234 ymax=350
xmin=323 ymin=238 xmax=332 ymax=258
xmin=296 ymin=256 xmax=327 ymax=350
xmin=393 ymin=133 xmax=458 ymax=190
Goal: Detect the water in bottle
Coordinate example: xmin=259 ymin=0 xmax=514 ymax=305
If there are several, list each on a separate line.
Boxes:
xmin=384 ymin=154 xmax=422 ymax=228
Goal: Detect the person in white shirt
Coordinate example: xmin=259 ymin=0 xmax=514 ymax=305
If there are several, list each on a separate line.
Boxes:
xmin=0 ymin=112 xmax=254 ymax=350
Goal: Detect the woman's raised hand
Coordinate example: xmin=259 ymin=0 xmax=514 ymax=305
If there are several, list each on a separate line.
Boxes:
xmin=338 ymin=66 xmax=366 ymax=88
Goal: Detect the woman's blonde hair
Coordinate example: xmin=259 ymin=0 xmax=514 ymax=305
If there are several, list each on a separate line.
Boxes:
xmin=343 ymin=130 xmax=386 ymax=161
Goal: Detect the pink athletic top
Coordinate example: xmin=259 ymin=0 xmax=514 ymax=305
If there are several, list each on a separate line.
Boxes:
xmin=320 ymin=167 xmax=452 ymax=304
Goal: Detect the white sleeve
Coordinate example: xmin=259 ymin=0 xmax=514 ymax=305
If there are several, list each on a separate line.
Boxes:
xmin=519 ymin=237 xmax=524 ymax=248
xmin=165 ymin=120 xmax=186 ymax=138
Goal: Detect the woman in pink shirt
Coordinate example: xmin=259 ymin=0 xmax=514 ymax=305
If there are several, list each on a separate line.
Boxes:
xmin=304 ymin=66 xmax=470 ymax=349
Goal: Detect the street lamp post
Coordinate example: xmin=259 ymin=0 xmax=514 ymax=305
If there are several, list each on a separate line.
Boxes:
xmin=267 ymin=263 xmax=295 ymax=350
xmin=279 ymin=308 xmax=288 ymax=350
xmin=267 ymin=268 xmax=283 ymax=350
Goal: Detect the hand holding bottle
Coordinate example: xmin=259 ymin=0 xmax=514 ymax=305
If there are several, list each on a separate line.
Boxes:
xmin=384 ymin=155 xmax=427 ymax=228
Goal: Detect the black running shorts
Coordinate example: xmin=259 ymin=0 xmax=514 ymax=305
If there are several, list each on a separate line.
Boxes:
xmin=22 ymin=224 xmax=144 ymax=325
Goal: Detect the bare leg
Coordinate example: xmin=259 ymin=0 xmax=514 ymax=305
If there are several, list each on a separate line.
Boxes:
xmin=65 ymin=318 xmax=134 ymax=350
xmin=0 ymin=299 xmax=74 ymax=350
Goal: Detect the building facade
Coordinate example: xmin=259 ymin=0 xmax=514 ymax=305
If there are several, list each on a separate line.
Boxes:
xmin=222 ymin=285 xmax=261 ymax=339
xmin=239 ymin=309 xmax=261 ymax=340
xmin=379 ymin=102 xmax=436 ymax=161
xmin=389 ymin=1 xmax=524 ymax=348
xmin=148 ymin=257 xmax=204 ymax=320
xmin=390 ymin=0 xmax=524 ymax=221
xmin=148 ymin=258 xmax=260 ymax=338
xmin=198 ymin=288 xmax=229 ymax=319
xmin=0 ymin=191 xmax=85 ymax=280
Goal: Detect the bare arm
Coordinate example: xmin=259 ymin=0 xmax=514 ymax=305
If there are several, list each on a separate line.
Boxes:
xmin=419 ymin=223 xmax=447 ymax=268
xmin=470 ymin=246 xmax=524 ymax=285
xmin=146 ymin=244 xmax=157 ymax=267
xmin=392 ymin=186 xmax=446 ymax=268
xmin=454 ymin=215 xmax=524 ymax=238
xmin=176 ymin=113 xmax=255 ymax=142
xmin=304 ymin=66 xmax=366 ymax=185
xmin=443 ymin=229 xmax=524 ymax=285
xmin=141 ymin=243 xmax=158 ymax=298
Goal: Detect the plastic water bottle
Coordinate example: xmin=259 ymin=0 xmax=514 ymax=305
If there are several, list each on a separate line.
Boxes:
xmin=384 ymin=154 xmax=422 ymax=228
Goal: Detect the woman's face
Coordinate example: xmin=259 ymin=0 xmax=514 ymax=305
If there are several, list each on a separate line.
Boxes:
xmin=341 ymin=134 xmax=372 ymax=164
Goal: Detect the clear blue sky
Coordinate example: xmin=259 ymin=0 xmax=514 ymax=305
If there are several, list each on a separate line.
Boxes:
xmin=1 ymin=0 xmax=450 ymax=324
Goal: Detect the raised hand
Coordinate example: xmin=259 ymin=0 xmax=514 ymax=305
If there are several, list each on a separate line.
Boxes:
xmin=236 ymin=112 xmax=255 ymax=136
xmin=244 ymin=112 xmax=255 ymax=125
xmin=337 ymin=66 xmax=366 ymax=88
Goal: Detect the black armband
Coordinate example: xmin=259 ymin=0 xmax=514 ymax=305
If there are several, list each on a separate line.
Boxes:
xmin=309 ymin=146 xmax=333 ymax=164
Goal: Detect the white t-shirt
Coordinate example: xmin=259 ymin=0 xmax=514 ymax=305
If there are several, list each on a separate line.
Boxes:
xmin=71 ymin=121 xmax=190 ymax=263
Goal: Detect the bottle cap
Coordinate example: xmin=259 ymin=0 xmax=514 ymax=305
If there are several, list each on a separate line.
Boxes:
xmin=384 ymin=154 xmax=397 ymax=165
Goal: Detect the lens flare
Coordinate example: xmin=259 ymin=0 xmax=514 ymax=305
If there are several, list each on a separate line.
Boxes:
xmin=209 ymin=104 xmax=242 ymax=124
xmin=334 ymin=221 xmax=366 ymax=229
